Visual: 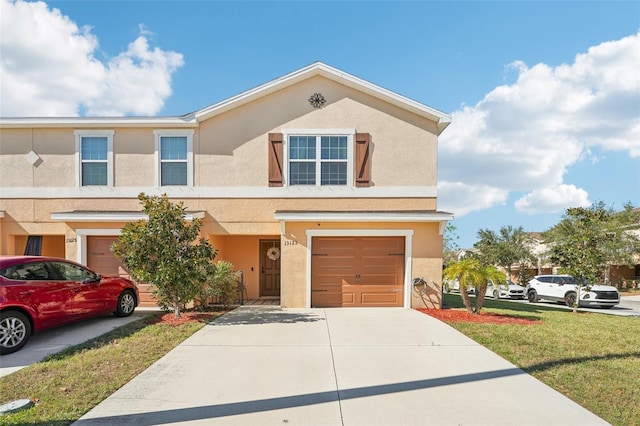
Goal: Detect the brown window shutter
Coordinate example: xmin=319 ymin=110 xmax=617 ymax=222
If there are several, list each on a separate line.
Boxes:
xmin=268 ymin=133 xmax=284 ymax=187
xmin=355 ymin=133 xmax=371 ymax=187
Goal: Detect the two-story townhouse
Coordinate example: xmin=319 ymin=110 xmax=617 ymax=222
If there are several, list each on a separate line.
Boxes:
xmin=0 ymin=62 xmax=453 ymax=309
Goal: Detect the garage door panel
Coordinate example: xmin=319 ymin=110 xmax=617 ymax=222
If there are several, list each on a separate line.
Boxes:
xmin=88 ymin=236 xmax=158 ymax=308
xmin=311 ymin=236 xmax=405 ymax=308
xmin=360 ymin=291 xmax=403 ymax=306
xmin=312 ymin=291 xmax=343 ymax=308
xmin=360 ymin=274 xmax=402 ymax=285
xmin=315 ymin=257 xmax=356 ymax=269
xmin=342 ymin=292 xmax=356 ymax=305
xmin=88 ymin=236 xmax=121 ymax=276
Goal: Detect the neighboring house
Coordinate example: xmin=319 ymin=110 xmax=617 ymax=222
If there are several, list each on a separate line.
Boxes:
xmin=0 ymin=62 xmax=453 ymax=308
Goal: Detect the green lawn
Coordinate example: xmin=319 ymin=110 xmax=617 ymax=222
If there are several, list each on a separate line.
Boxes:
xmin=441 ymin=293 xmax=640 ymax=426
xmin=0 ymin=311 xmax=225 ymax=426
xmin=1 ymin=300 xmax=638 ymax=426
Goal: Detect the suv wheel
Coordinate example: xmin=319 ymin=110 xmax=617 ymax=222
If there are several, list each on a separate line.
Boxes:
xmin=564 ymin=292 xmax=577 ymax=307
xmin=527 ymin=290 xmax=538 ymax=303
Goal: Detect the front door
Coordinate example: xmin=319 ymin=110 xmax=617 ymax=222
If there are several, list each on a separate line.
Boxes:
xmin=260 ymin=240 xmax=281 ymax=297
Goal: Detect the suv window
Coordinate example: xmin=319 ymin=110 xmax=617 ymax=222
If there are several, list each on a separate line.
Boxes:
xmin=537 ymin=276 xmax=553 ymax=283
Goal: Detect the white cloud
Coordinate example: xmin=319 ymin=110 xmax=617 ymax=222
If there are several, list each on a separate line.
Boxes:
xmin=515 ymin=185 xmax=591 ymax=214
xmin=0 ymin=0 xmax=184 ymax=117
xmin=437 ymin=181 xmax=508 ymax=216
xmin=439 ymin=31 xmax=640 ymax=217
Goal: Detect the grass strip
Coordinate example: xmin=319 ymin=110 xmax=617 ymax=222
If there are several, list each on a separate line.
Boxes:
xmin=0 ymin=310 xmax=226 ymax=426
xmin=441 ymin=294 xmax=640 ymax=426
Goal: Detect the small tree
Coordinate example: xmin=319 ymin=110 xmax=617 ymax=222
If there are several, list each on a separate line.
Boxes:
xmin=473 ymin=226 xmax=536 ymax=283
xmin=443 ymin=258 xmax=505 ymax=314
xmin=112 ymin=193 xmax=216 ymax=317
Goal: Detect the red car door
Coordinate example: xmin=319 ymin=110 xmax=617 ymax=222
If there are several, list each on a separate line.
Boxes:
xmin=49 ymin=261 xmax=108 ymax=316
xmin=7 ymin=261 xmax=74 ymax=329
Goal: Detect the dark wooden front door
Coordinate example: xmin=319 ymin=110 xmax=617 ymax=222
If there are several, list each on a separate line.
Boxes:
xmin=260 ymin=240 xmax=281 ymax=297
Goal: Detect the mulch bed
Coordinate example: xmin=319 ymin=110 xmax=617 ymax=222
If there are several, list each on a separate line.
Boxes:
xmin=416 ymin=308 xmax=540 ymax=325
xmin=145 ymin=308 xmax=539 ymax=326
xmin=144 ymin=311 xmax=222 ymax=326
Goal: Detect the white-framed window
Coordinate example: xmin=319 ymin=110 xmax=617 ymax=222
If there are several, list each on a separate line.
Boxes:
xmin=75 ymin=130 xmax=114 ymax=187
xmin=154 ymin=130 xmax=194 ymax=187
xmin=284 ymin=130 xmax=353 ymax=187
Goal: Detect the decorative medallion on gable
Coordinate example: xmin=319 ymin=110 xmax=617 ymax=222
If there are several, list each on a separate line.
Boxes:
xmin=308 ymin=92 xmax=326 ymax=109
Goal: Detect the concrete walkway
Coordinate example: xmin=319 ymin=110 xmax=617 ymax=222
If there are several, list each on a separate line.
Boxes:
xmin=75 ymin=307 xmax=608 ymax=426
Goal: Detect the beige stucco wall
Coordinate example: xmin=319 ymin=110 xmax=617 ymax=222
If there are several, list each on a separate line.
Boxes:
xmin=0 ymin=128 xmax=76 ymax=187
xmin=198 ymin=76 xmax=438 ymax=187
xmin=1 ymin=77 xmax=438 ymax=191
xmin=113 ymin=128 xmax=156 ymax=187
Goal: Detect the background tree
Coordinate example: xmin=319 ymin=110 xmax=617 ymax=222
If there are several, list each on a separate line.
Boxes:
xmin=443 ymin=258 xmax=505 ymax=314
xmin=473 ymin=225 xmax=536 ymax=283
xmin=112 ymin=193 xmax=216 ymax=317
xmin=543 ymin=202 xmax=640 ymax=312
xmin=443 ymin=222 xmax=460 ymax=266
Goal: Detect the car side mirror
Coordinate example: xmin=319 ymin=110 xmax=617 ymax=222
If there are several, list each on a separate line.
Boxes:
xmin=84 ymin=274 xmax=101 ymax=284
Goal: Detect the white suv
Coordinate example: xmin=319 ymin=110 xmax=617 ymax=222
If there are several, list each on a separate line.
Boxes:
xmin=526 ymin=275 xmax=620 ymax=308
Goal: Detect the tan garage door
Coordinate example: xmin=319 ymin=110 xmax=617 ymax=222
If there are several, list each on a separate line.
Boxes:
xmin=311 ymin=236 xmax=405 ymax=307
xmin=87 ymin=236 xmax=158 ymax=307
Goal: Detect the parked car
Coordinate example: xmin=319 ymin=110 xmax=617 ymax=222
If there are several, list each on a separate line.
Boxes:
xmin=443 ymin=279 xmax=475 ymax=293
xmin=526 ymin=274 xmax=620 ymax=308
xmin=486 ymin=280 xmax=526 ymax=299
xmin=0 ymin=255 xmax=139 ymax=355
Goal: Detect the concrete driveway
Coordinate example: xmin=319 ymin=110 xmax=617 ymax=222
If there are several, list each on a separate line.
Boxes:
xmin=75 ymin=307 xmax=607 ymax=426
xmin=0 ymin=309 xmax=157 ymax=377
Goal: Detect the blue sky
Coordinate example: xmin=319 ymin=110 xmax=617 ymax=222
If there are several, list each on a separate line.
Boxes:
xmin=2 ymin=0 xmax=639 ymax=247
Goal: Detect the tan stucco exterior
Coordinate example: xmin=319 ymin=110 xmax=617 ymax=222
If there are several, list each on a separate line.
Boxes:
xmin=0 ymin=62 xmax=452 ymax=308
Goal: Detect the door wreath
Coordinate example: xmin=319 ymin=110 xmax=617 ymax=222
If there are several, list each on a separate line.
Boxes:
xmin=267 ymin=246 xmax=281 ymax=261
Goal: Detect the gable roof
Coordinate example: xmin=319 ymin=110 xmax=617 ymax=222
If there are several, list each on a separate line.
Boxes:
xmin=192 ymin=62 xmax=451 ymax=134
xmin=0 ymin=62 xmax=451 ymax=134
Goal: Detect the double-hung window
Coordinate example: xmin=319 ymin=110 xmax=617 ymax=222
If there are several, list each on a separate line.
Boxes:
xmin=154 ymin=130 xmax=194 ymax=186
xmin=287 ymin=133 xmax=351 ymax=186
xmin=75 ymin=130 xmax=113 ymax=186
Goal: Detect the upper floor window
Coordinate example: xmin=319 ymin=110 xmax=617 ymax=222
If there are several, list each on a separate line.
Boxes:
xmin=75 ymin=130 xmax=114 ymax=187
xmin=287 ymin=133 xmax=352 ymax=186
xmin=268 ymin=130 xmax=370 ymax=188
xmin=154 ymin=130 xmax=194 ymax=186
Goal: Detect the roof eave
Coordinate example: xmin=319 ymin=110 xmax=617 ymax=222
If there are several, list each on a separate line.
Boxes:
xmin=0 ymin=116 xmax=197 ymax=129
xmin=194 ymin=62 xmax=452 ymax=133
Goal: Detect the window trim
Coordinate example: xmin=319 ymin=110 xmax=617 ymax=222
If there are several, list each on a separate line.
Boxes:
xmin=154 ymin=130 xmax=194 ymax=187
xmin=74 ymin=130 xmax=114 ymax=187
xmin=282 ymin=129 xmax=354 ymax=187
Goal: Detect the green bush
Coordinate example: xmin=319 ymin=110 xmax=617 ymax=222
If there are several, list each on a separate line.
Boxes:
xmin=206 ymin=260 xmax=240 ymax=308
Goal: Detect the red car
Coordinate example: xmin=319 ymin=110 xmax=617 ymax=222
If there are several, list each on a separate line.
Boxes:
xmin=0 ymin=255 xmax=139 ymax=355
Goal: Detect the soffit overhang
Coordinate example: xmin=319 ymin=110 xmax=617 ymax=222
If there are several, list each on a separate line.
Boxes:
xmin=274 ymin=210 xmax=454 ymax=222
xmin=274 ymin=210 xmax=454 ymax=235
xmin=50 ymin=210 xmax=205 ymax=222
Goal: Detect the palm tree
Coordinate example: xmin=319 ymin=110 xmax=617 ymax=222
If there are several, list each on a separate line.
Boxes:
xmin=443 ymin=258 xmax=506 ymax=314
